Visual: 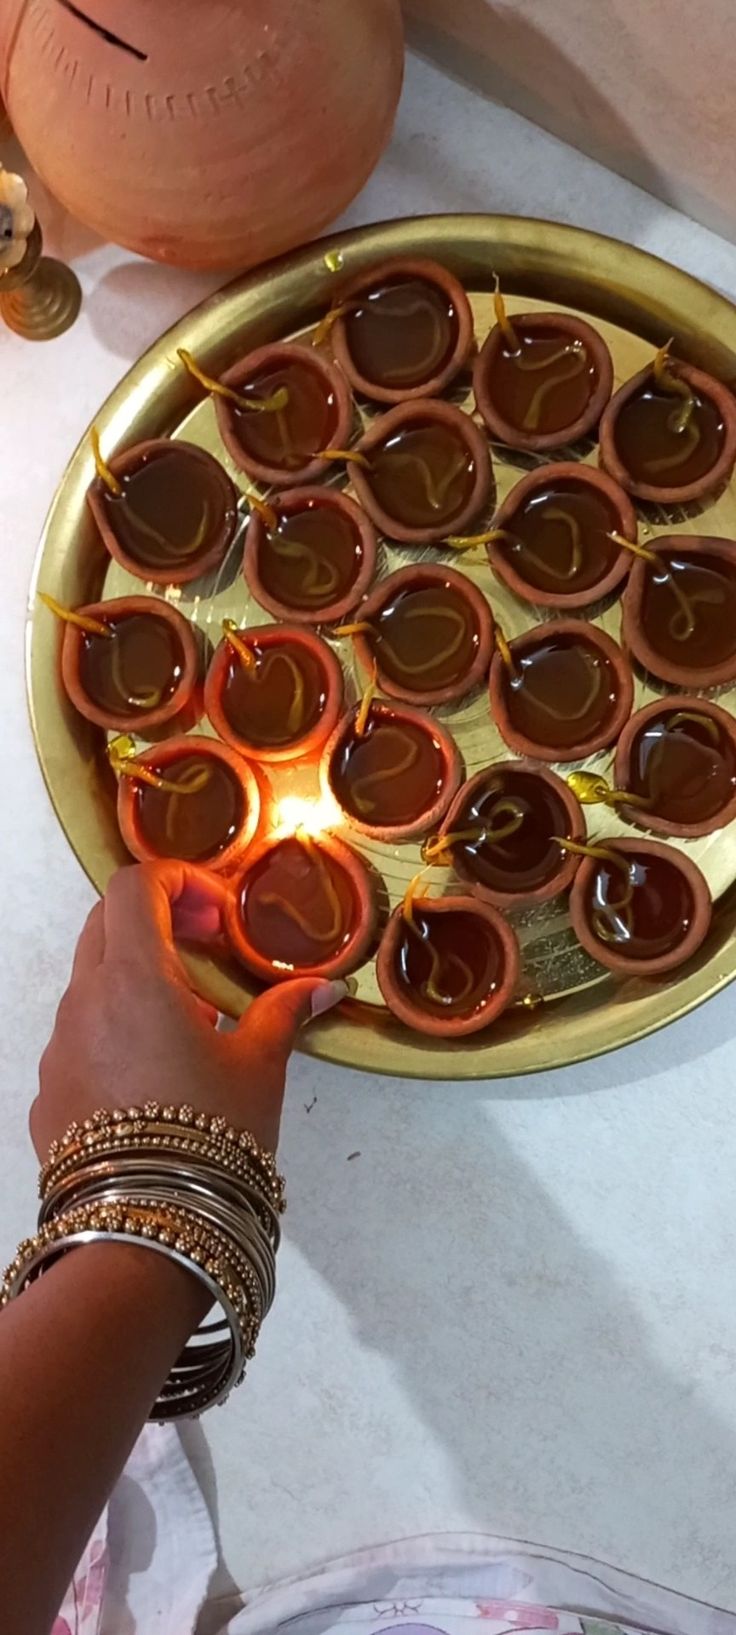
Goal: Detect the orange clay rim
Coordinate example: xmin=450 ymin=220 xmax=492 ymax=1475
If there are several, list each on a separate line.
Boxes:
xmin=86 ymin=439 xmax=238 ymax=587
xmin=351 ymin=563 xmax=494 ymax=706
xmin=473 ymin=311 xmax=614 ymax=452
xmin=598 ymin=361 xmax=736 ymax=504
xmin=568 ymin=836 xmax=712 ymax=977
xmin=489 ymin=461 xmax=637 ymax=610
xmin=215 ymin=341 xmax=354 ymax=489
xmin=438 ymin=759 xmax=586 ymax=909
xmin=621 ymin=535 xmax=736 ymax=688
xmin=117 ymin=733 xmax=263 ymax=874
xmin=614 ymin=692 xmax=736 ymax=839
xmin=376 ymin=893 xmax=521 ymax=1038
xmin=243 ymin=485 xmax=377 ymax=626
xmin=204 ymin=623 xmax=344 ymax=766
xmin=351 ymin=397 xmax=493 ymax=545
xmin=60 ymin=595 xmax=201 ymax=734
xmin=223 ymin=830 xmax=377 ymax=984
xmin=320 ymin=697 xmax=463 ymax=842
xmin=329 ymin=255 xmax=475 ymax=404
xmin=489 ymin=617 xmax=634 ymax=763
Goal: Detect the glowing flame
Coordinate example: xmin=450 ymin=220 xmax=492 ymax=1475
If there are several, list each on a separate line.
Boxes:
xmin=273 ymin=791 xmax=342 ymax=838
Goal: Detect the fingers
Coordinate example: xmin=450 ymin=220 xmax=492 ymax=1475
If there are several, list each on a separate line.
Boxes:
xmin=70 ymin=900 xmax=106 ymax=985
xmin=232 ymin=976 xmax=348 ymax=1067
xmin=102 ymin=863 xmax=228 ymax=972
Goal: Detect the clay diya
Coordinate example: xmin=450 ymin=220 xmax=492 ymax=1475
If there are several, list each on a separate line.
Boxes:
xmin=599 ymin=346 xmax=736 ymax=504
xmin=87 ymin=433 xmax=237 ymax=587
xmin=243 ymin=486 xmax=377 ymax=625
xmin=115 ymin=735 xmax=262 ymax=872
xmin=568 ymin=836 xmax=711 ymax=976
xmin=613 ymin=696 xmax=736 ymax=838
xmin=489 ymin=462 xmax=637 ymax=609
xmin=428 ymin=761 xmax=586 ymax=908
xmin=489 ymin=620 xmax=633 ymax=761
xmin=205 ymin=621 xmax=343 ymax=765
xmin=321 ymin=256 xmax=474 ymax=403
xmin=473 ymin=286 xmax=613 ymax=451
xmin=376 ymin=885 xmax=520 ymax=1038
xmin=350 ymin=399 xmax=492 ymax=545
xmin=622 ymin=535 xmax=736 ymax=688
xmin=225 ymin=831 xmax=375 ymax=983
xmin=42 ymin=593 xmax=201 ymax=736
xmin=344 ymin=564 xmax=493 ymax=706
xmin=322 ymin=687 xmax=461 ymax=842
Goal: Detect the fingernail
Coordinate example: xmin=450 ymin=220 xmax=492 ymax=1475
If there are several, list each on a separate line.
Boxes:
xmin=172 ymin=901 xmax=222 ymax=941
xmin=310 ymin=979 xmax=349 ymax=1018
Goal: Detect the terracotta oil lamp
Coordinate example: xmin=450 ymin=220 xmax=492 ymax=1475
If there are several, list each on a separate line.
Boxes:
xmin=116 ymin=735 xmax=262 ymax=872
xmin=243 ymin=486 xmax=377 ymax=625
xmin=87 ymin=435 xmax=237 ymax=587
xmin=208 ymin=341 xmax=354 ymax=488
xmin=376 ymin=887 xmax=520 ymax=1038
xmin=614 ymin=696 xmax=736 ymax=838
xmin=622 ymin=535 xmax=736 ymax=688
xmin=225 ymin=831 xmax=375 ymax=983
xmin=489 ymin=620 xmax=633 ymax=761
xmin=346 ymin=564 xmax=493 ymax=706
xmin=489 ymin=462 xmax=637 ymax=609
xmin=429 ymin=760 xmax=586 ymax=908
xmin=568 ymin=836 xmax=711 ymax=976
xmin=350 ymin=399 xmax=492 ymax=546
xmin=473 ymin=290 xmax=613 ymax=452
xmin=43 ymin=593 xmax=201 ymax=736
xmin=205 ymin=621 xmax=343 ymax=765
xmin=599 ymin=347 xmax=736 ymax=504
xmin=321 ymin=256 xmax=475 ymax=403
xmin=322 ymin=690 xmax=461 ymax=843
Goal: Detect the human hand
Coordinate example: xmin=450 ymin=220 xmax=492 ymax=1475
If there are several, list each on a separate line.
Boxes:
xmin=31 ymin=861 xmax=346 ymax=1161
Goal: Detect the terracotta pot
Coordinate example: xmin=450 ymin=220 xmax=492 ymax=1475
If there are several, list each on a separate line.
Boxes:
xmin=225 ymin=831 xmax=376 ymax=983
xmin=489 ymin=619 xmax=633 ymax=762
xmin=437 ymin=760 xmax=585 ymax=908
xmin=614 ymin=694 xmax=736 ymax=838
xmin=569 ymin=837 xmax=711 ymax=976
xmin=376 ymin=893 xmax=520 ymax=1037
xmin=490 ymin=462 xmax=636 ymax=609
xmin=204 ymin=624 xmax=343 ymax=765
xmin=117 ymin=735 xmax=263 ymax=872
xmin=87 ymin=440 xmax=237 ymax=587
xmin=351 ymin=564 xmax=494 ymax=705
xmin=328 ymin=256 xmax=475 ymax=403
xmin=243 ymin=486 xmax=377 ymax=625
xmin=215 ymin=343 xmax=353 ymax=489
xmin=351 ymin=398 xmax=493 ymax=545
xmin=1 ymin=0 xmax=404 ymax=271
xmin=473 ymin=312 xmax=613 ymax=451
xmin=599 ymin=360 xmax=736 ymax=503
xmin=321 ymin=698 xmax=462 ymax=842
xmin=59 ymin=595 xmax=201 ymax=735
xmin=621 ymin=535 xmax=736 ymax=687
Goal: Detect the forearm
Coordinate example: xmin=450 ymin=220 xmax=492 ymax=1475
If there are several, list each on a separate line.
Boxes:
xmin=0 ymin=1242 xmax=207 ymax=1635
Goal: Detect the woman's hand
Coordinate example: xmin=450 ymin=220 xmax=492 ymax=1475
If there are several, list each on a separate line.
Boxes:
xmin=31 ymin=861 xmax=345 ymax=1161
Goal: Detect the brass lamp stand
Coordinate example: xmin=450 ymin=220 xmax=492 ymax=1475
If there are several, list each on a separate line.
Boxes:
xmin=0 ymin=219 xmax=82 ymax=341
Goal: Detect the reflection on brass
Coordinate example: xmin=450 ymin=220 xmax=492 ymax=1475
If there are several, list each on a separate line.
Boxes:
xmin=0 ymin=221 xmax=81 ymax=341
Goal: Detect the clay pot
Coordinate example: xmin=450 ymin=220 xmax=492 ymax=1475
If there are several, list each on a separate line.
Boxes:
xmin=87 ymin=440 xmax=237 ymax=587
xmin=117 ymin=735 xmax=262 ymax=872
xmin=60 ymin=595 xmax=201 ymax=735
xmin=614 ymin=695 xmax=736 ymax=839
xmin=215 ymin=343 xmax=353 ymax=489
xmin=569 ymin=837 xmax=711 ymax=976
xmin=351 ymin=564 xmax=494 ymax=706
xmin=376 ymin=894 xmax=520 ymax=1038
xmin=225 ymin=831 xmax=376 ymax=984
xmin=243 ymin=486 xmax=377 ymax=625
xmin=2 ymin=0 xmax=404 ymax=271
xmin=328 ymin=256 xmax=475 ymax=403
xmin=322 ymin=698 xmax=462 ymax=842
xmin=351 ymin=398 xmax=493 ymax=545
xmin=599 ymin=360 xmax=736 ymax=504
xmin=489 ymin=619 xmax=633 ymax=762
xmin=490 ymin=462 xmax=637 ymax=609
xmin=204 ymin=624 xmax=343 ymax=765
xmin=474 ymin=312 xmax=613 ymax=451
xmin=621 ymin=535 xmax=736 ymax=688
xmin=436 ymin=760 xmax=585 ymax=908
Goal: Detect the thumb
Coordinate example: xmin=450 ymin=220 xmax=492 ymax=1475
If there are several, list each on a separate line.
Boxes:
xmin=234 ymin=976 xmax=349 ymax=1067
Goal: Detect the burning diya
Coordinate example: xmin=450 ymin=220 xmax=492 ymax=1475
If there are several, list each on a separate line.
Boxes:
xmin=342 ymin=564 xmax=493 ymax=706
xmin=350 ymin=399 xmax=492 ymax=546
xmin=179 ymin=343 xmax=354 ymax=489
xmin=473 ymin=284 xmax=613 ymax=452
xmin=599 ymin=345 xmax=736 ymax=504
xmin=115 ymin=734 xmax=261 ymax=872
xmin=86 ymin=431 xmax=237 ymax=587
xmin=319 ymin=256 xmax=474 ymax=403
xmin=568 ymin=837 xmax=711 ymax=976
xmin=41 ymin=592 xmax=201 ymax=735
xmin=614 ymin=696 xmax=736 ymax=838
xmin=376 ymin=883 xmax=520 ymax=1038
xmin=622 ymin=535 xmax=736 ymax=687
xmin=489 ymin=462 xmax=637 ymax=609
xmin=205 ymin=621 xmax=343 ymax=764
xmin=225 ymin=831 xmax=375 ymax=983
xmin=322 ymin=682 xmax=461 ymax=842
xmin=489 ymin=620 xmax=633 ymax=762
xmin=243 ymin=486 xmax=377 ymax=625
xmin=427 ymin=761 xmax=585 ymax=908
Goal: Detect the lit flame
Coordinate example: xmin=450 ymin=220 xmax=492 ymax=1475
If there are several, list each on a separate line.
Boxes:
xmin=273 ymin=791 xmax=342 ymax=839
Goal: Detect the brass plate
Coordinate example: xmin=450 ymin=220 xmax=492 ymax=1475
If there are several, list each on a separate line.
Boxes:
xmin=27 ymin=214 xmax=736 ymax=1080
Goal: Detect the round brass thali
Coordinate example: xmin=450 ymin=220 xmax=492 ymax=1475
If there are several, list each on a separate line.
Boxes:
xmin=27 ymin=214 xmax=736 ymax=1080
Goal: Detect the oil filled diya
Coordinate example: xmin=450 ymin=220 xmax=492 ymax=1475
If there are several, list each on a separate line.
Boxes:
xmin=621 ymin=536 xmax=736 ymax=687
xmin=599 ymin=345 xmax=736 ymax=504
xmin=319 ymin=256 xmax=475 ymax=404
xmin=87 ymin=432 xmax=237 ymax=587
xmin=205 ymin=621 xmax=343 ymax=765
xmin=243 ymin=486 xmax=377 ymax=625
xmin=376 ymin=883 xmax=520 ymax=1038
xmin=473 ymin=284 xmax=613 ymax=452
xmin=428 ymin=761 xmax=586 ymax=908
xmin=350 ymin=399 xmax=492 ymax=546
xmin=322 ymin=683 xmax=461 ymax=842
xmin=115 ymin=735 xmax=262 ymax=872
xmin=568 ymin=836 xmax=711 ymax=977
xmin=489 ymin=620 xmax=633 ymax=762
xmin=225 ymin=831 xmax=375 ymax=983
xmin=489 ymin=462 xmax=637 ymax=609
xmin=344 ymin=564 xmax=493 ymax=706
xmin=42 ymin=593 xmax=201 ymax=736
xmin=613 ymin=696 xmax=736 ymax=838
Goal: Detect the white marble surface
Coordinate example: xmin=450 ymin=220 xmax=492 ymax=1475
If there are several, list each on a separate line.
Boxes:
xmin=4 ymin=44 xmax=736 ymax=1622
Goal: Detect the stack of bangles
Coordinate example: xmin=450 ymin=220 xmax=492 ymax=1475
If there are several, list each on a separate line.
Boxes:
xmin=0 ymin=1103 xmax=285 ymax=1418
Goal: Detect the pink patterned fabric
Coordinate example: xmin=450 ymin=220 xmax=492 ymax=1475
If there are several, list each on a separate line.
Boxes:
xmin=53 ymin=1534 xmax=108 ymax=1635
